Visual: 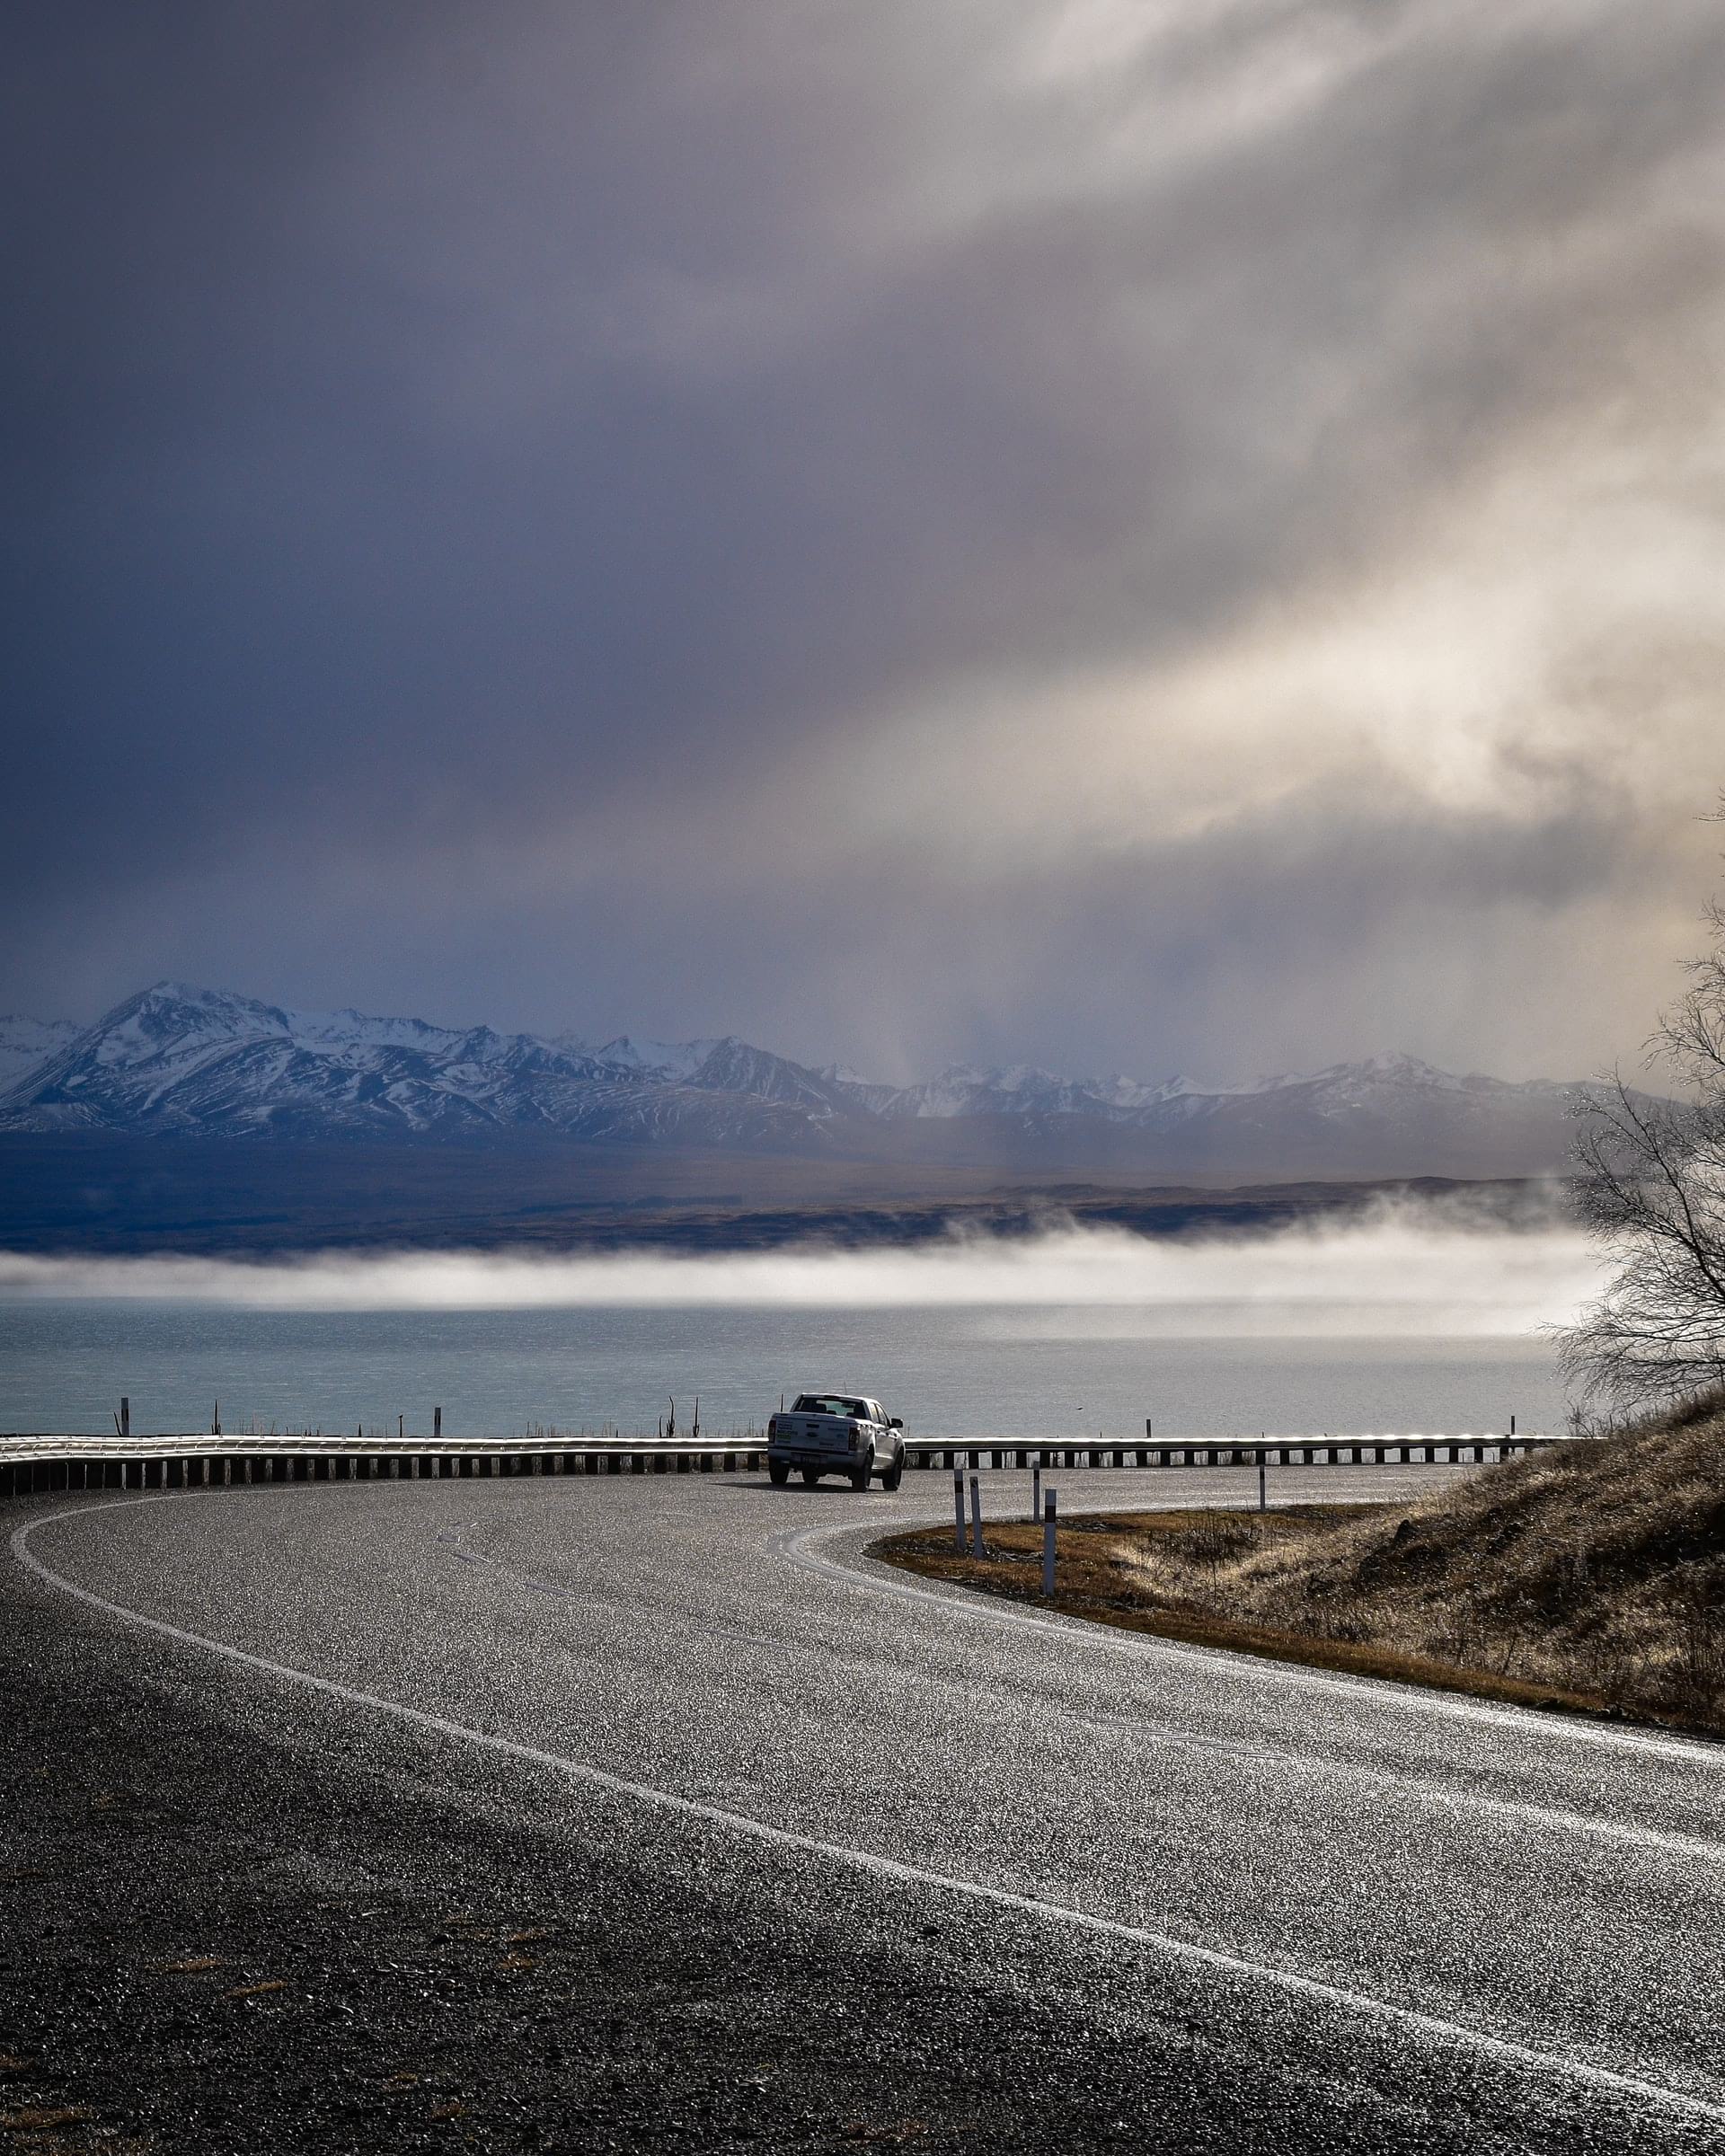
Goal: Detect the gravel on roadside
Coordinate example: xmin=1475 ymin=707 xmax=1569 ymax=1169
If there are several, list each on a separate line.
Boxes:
xmin=1 ymin=1497 xmax=1660 ymax=2155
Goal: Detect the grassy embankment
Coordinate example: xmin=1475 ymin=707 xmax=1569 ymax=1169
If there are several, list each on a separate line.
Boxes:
xmin=876 ymin=1395 xmax=1725 ymax=1737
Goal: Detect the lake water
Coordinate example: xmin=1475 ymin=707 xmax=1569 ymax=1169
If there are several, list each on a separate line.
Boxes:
xmin=0 ymin=1301 xmax=1569 ymax=1440
xmin=0 ymin=1219 xmax=1595 ymax=1438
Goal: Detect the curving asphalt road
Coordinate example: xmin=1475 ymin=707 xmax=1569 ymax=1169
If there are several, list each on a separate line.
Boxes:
xmin=10 ymin=1468 xmax=1725 ymax=2152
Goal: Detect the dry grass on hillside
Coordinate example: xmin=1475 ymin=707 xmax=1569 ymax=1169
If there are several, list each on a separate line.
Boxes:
xmin=880 ymin=1396 xmax=1725 ymax=1736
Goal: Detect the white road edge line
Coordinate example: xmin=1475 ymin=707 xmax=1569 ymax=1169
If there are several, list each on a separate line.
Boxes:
xmin=783 ymin=1520 xmax=1725 ymax=1772
xmin=13 ymin=1497 xmax=1725 ymax=2129
xmin=436 ymin=1513 xmax=1725 ymax=1868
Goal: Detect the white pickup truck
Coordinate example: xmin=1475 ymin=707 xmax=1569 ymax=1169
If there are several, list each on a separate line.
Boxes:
xmin=767 ymin=1394 xmax=906 ymax=1491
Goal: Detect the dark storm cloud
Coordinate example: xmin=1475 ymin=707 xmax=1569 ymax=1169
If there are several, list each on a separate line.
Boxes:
xmin=4 ymin=1 xmax=1723 ymax=1074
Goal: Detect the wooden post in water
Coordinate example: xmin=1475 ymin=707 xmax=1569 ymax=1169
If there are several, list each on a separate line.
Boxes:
xmin=434 ymin=1406 xmax=442 ymax=1440
xmin=119 ymin=1396 xmax=130 ymax=1440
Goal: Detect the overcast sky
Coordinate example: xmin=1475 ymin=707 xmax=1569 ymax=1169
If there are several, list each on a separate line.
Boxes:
xmin=5 ymin=1 xmax=1723 ymax=1082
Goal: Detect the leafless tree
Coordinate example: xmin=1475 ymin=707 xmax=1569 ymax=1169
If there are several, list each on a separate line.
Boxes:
xmin=1560 ymin=824 xmax=1725 ymax=1417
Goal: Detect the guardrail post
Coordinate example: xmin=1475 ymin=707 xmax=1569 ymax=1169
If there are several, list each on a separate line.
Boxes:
xmin=1042 ymin=1488 xmax=1057 ymax=1595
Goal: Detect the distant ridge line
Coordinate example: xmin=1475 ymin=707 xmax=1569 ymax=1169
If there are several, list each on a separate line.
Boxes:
xmin=0 ymin=979 xmax=1628 ymax=1181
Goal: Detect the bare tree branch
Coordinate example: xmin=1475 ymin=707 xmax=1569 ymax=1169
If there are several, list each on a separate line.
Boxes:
xmin=1559 ymin=811 xmax=1725 ymax=1416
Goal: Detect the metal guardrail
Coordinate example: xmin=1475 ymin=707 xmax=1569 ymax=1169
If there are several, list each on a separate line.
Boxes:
xmin=0 ymin=1437 xmax=766 ymax=1498
xmin=0 ymin=1433 xmax=760 ymax=1460
xmin=0 ymin=1429 xmax=1565 ymax=1500
xmin=912 ymin=1434 xmax=1564 ymax=1470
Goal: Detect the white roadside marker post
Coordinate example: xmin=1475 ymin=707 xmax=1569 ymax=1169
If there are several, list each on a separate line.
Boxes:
xmin=952 ymin=1467 xmax=967 ymax=1552
xmin=969 ymin=1471 xmax=984 ymax=1560
xmin=1042 ymin=1488 xmax=1057 ymax=1595
xmin=1259 ymin=1459 xmax=1268 ymax=1513
xmin=1032 ymin=1457 xmax=1042 ymax=1523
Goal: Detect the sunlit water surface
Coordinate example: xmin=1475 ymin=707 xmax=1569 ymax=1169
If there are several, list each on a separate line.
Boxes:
xmin=0 ymin=1300 xmax=1569 ymax=1439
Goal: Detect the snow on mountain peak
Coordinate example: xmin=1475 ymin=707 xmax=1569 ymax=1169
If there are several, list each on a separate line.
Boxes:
xmin=0 ymin=1015 xmax=81 ymax=1094
xmin=0 ymin=981 xmax=1599 ymax=1177
xmin=595 ymin=1036 xmax=723 ymax=1081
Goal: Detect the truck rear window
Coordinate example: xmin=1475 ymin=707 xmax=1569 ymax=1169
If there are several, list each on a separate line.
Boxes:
xmin=792 ymin=1395 xmax=866 ymax=1418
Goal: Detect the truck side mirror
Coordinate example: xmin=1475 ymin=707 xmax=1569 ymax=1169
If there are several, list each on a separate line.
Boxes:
xmin=889 ymin=1418 xmax=903 ymax=1430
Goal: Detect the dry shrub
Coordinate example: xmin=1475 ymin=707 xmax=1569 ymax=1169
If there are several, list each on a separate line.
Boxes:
xmin=1165 ymin=1516 xmax=1257 ymax=1572
xmin=1096 ymin=1401 xmax=1723 ymax=1730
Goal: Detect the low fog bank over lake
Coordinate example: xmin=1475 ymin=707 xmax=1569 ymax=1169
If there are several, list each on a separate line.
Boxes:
xmin=0 ymin=1216 xmax=1596 ymax=1437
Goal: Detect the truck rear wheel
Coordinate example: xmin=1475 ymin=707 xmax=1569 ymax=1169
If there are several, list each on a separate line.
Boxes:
xmin=850 ymin=1454 xmax=872 ymax=1493
xmin=880 ymin=1452 xmax=903 ymax=1492
xmin=768 ymin=1459 xmax=790 ymax=1487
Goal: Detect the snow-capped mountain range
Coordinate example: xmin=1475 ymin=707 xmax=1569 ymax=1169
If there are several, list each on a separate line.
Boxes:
xmin=0 ymin=1016 xmax=80 ymax=1096
xmin=0 ymin=982 xmax=1597 ymax=1178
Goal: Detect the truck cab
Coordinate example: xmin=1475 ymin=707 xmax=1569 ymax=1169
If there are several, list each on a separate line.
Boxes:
xmin=767 ymin=1395 xmax=906 ymax=1491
